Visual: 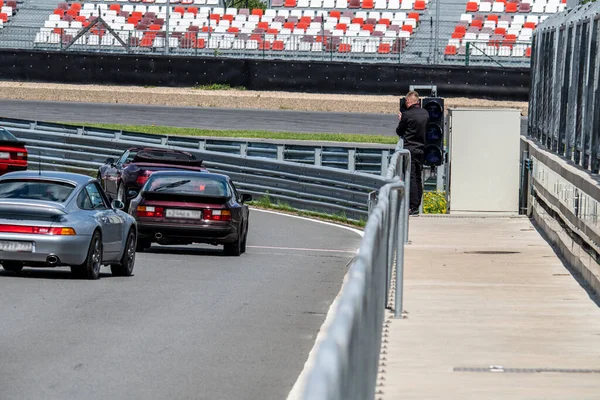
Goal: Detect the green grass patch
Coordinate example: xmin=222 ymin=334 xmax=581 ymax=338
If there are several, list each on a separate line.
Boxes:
xmin=57 ymin=122 xmax=398 ymax=144
xmin=193 ymin=83 xmax=246 ymax=91
xmin=249 ymin=194 xmax=366 ymax=228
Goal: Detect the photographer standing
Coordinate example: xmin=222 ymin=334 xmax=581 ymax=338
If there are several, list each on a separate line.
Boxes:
xmin=396 ymin=91 xmax=429 ymax=215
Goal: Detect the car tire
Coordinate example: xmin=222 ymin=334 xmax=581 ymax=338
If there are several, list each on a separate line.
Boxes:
xmin=224 ymin=236 xmax=242 ymax=257
xmin=136 ymin=238 xmax=151 ymax=252
xmin=76 ymin=231 xmax=102 ymax=280
xmin=2 ymin=261 xmax=23 ymax=273
xmin=240 ymin=224 xmax=248 ymax=254
xmin=111 ymin=229 xmax=136 ymax=277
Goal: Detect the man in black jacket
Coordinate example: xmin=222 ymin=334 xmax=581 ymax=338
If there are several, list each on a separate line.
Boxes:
xmin=396 ymin=91 xmax=429 ymax=215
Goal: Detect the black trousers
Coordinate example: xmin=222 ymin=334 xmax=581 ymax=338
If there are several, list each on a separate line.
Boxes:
xmin=409 ymin=158 xmax=423 ymax=211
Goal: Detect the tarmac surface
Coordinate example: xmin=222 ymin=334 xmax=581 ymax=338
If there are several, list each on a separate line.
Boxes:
xmin=0 ymin=209 xmax=362 ymax=400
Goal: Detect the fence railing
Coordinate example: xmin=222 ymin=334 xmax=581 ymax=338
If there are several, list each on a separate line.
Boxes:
xmin=528 ymin=2 xmax=600 ymax=173
xmin=0 ymin=118 xmax=391 ymax=220
xmin=291 ymin=143 xmax=410 ymax=400
xmin=0 ymin=118 xmax=394 ymax=176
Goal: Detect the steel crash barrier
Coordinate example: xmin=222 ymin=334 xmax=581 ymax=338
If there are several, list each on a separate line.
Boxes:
xmin=291 ymin=144 xmax=411 ymax=400
xmin=0 ymin=117 xmax=412 ymax=399
xmin=0 ymin=118 xmax=395 ymax=175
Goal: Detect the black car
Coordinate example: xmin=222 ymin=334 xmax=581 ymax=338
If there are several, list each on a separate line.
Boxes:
xmin=97 ymin=147 xmax=206 ymax=207
xmin=128 ymin=171 xmax=252 ymax=256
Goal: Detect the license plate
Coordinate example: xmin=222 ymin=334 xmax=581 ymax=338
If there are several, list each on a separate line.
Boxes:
xmin=165 ymin=209 xmax=202 ymax=219
xmin=0 ymin=152 xmax=9 ymax=159
xmin=0 ymin=240 xmax=33 ymax=252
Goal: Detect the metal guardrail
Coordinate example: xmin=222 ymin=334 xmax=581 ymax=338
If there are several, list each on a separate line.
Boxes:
xmin=528 ymin=2 xmax=600 ymax=174
xmin=0 ymin=117 xmax=394 ymax=176
xmin=0 ymin=117 xmax=391 ymax=220
xmin=292 ymin=143 xmax=411 ymax=400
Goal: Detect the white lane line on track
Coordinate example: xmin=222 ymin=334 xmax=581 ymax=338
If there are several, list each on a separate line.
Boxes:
xmin=247 ymin=209 xmax=364 ymax=400
xmin=249 ymin=208 xmax=365 ymax=238
xmin=248 ymin=245 xmax=357 ymax=254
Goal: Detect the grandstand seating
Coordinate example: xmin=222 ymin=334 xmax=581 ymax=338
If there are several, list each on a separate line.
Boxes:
xmin=33 ymin=1 xmax=427 ymax=55
xmin=0 ymin=0 xmax=18 ymax=30
xmin=444 ymin=0 xmax=564 ymax=59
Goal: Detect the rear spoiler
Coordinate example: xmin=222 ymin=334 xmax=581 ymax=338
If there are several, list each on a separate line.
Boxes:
xmin=141 ymin=191 xmax=230 ymax=204
xmin=0 ymin=201 xmax=66 ymax=217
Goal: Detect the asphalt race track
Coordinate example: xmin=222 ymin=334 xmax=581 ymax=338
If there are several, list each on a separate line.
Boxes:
xmin=0 ymin=99 xmax=529 ymax=136
xmin=0 ymin=99 xmax=399 ymax=136
xmin=0 ymin=210 xmax=362 ymax=400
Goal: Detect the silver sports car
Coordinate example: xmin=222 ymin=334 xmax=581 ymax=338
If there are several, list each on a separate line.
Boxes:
xmin=0 ymin=171 xmax=137 ymax=279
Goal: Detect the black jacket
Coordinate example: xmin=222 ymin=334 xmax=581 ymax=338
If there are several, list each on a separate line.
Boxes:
xmin=396 ymin=104 xmax=429 ymax=161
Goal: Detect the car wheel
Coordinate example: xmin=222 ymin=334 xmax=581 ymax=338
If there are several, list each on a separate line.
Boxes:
xmin=76 ymin=231 xmax=102 ymax=280
xmin=111 ymin=229 xmax=136 ymax=277
xmin=2 ymin=261 xmax=23 ymax=273
xmin=136 ymin=238 xmax=151 ymax=252
xmin=224 ymin=236 xmax=242 ymax=257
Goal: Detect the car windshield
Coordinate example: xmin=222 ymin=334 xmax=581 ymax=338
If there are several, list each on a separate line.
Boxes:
xmin=134 ymin=150 xmax=195 ymax=162
xmin=146 ymin=176 xmax=228 ymax=196
xmin=0 ymin=179 xmax=76 ymax=202
xmin=0 ymin=128 xmax=20 ymax=142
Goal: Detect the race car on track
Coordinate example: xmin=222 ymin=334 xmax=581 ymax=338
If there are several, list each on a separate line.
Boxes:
xmin=0 ymin=171 xmax=137 ymax=279
xmin=0 ymin=127 xmax=28 ymax=175
xmin=97 ymin=147 xmax=206 ymax=208
xmin=129 ymin=170 xmax=251 ymax=256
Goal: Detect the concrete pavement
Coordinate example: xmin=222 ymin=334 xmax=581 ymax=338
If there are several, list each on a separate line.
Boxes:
xmin=379 ymin=216 xmax=600 ymax=400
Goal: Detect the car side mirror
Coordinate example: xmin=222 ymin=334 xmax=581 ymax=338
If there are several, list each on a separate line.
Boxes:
xmin=127 ymin=190 xmax=138 ymax=198
xmin=240 ymin=194 xmax=252 ymax=203
xmin=111 ymin=200 xmax=125 ymax=210
xmin=105 ymin=157 xmax=115 ymax=166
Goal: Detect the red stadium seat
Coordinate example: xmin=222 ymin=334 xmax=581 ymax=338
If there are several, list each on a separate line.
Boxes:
xmin=195 ymin=38 xmax=206 ymax=49
xmin=284 ymin=0 xmax=297 ymax=7
xmin=452 ymin=30 xmax=465 ymax=39
xmin=173 ymin=6 xmax=185 ymax=15
xmin=362 ymin=23 xmax=374 ymax=32
xmin=487 ymin=14 xmax=498 ymax=22
xmin=466 ymin=2 xmax=478 ymax=11
xmin=494 ymin=27 xmax=506 ymax=35
xmin=352 ymin=17 xmax=364 ymax=24
xmin=378 ymin=18 xmax=390 ymax=26
xmin=336 ymin=23 xmax=347 ymax=31
xmin=526 ymin=47 xmax=532 ymax=57
xmin=362 ymin=0 xmax=374 ymax=9
xmin=445 ymin=45 xmax=457 ymax=55
xmin=272 ymin=40 xmax=284 ymax=50
xmin=378 ymin=43 xmax=391 ymax=53
xmin=402 ymin=25 xmax=413 ymax=34
xmin=471 ymin=19 xmax=483 ymax=28
xmin=505 ymin=2 xmax=517 ymax=12
xmin=524 ymin=21 xmax=536 ymax=29
xmin=251 ymin=9 xmax=263 ymax=17
xmin=339 ymin=43 xmax=351 ymax=52
xmin=408 ymin=12 xmax=419 ymax=22
xmin=188 ymin=7 xmax=198 ymax=14
xmin=330 ymin=10 xmax=341 ymax=18
xmin=222 ymin=14 xmax=234 ymax=22
xmin=283 ymin=22 xmax=295 ymax=29
xmin=259 ymin=40 xmax=271 ymax=50
xmin=414 ymin=0 xmax=426 ymax=10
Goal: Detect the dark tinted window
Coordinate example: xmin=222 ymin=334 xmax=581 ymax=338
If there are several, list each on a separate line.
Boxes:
xmin=145 ymin=175 xmax=228 ymax=196
xmin=0 ymin=179 xmax=75 ymax=202
xmin=0 ymin=128 xmax=20 ymax=142
xmin=77 ymin=189 xmax=93 ymax=209
xmin=135 ymin=150 xmax=195 ymax=162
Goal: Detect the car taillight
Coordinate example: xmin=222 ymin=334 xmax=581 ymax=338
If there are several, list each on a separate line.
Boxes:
xmin=203 ymin=209 xmax=231 ymax=221
xmin=13 ymin=152 xmax=27 ymax=160
xmin=136 ymin=173 xmax=150 ymax=185
xmin=0 ymin=224 xmax=76 ymax=235
xmin=136 ymin=206 xmax=164 ymax=217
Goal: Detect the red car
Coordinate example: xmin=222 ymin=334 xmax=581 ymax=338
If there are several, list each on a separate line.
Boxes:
xmin=129 ymin=170 xmax=252 ymax=256
xmin=97 ymin=147 xmax=206 ymax=207
xmin=0 ymin=127 xmax=27 ymax=175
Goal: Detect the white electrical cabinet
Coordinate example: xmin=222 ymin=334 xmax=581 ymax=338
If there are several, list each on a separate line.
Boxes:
xmin=446 ymin=108 xmax=521 ymax=214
